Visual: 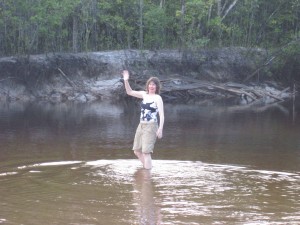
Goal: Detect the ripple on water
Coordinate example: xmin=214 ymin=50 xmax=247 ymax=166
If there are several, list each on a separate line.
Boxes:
xmin=0 ymin=159 xmax=300 ymax=225
xmin=83 ymin=159 xmax=300 ymax=224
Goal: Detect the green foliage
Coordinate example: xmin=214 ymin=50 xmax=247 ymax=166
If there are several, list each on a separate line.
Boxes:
xmin=0 ymin=0 xmax=299 ymax=56
xmin=144 ymin=6 xmax=169 ymax=49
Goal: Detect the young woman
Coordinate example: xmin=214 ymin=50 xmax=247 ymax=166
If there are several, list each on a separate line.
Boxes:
xmin=122 ymin=70 xmax=164 ymax=169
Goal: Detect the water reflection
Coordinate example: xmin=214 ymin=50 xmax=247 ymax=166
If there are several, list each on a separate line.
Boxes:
xmin=133 ymin=168 xmax=161 ymax=225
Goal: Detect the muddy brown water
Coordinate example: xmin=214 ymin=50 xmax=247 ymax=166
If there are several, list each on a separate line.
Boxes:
xmin=0 ymin=100 xmax=300 ymax=225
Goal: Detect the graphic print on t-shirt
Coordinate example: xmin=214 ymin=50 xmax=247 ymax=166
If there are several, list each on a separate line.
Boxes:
xmin=140 ymin=101 xmax=158 ymax=122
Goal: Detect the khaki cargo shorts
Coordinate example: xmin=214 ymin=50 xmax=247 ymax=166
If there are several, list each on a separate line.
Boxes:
xmin=132 ymin=122 xmax=158 ymax=154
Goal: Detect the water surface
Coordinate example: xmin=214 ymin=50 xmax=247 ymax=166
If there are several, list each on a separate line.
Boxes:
xmin=0 ymin=100 xmax=299 ymax=224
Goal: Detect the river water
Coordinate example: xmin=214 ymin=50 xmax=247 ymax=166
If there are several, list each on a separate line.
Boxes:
xmin=0 ymin=100 xmax=300 ymax=225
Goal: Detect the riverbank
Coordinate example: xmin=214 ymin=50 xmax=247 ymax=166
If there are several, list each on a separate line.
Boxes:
xmin=0 ymin=48 xmax=294 ymax=104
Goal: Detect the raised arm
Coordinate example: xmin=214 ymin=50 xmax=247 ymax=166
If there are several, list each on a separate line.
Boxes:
xmin=122 ymin=70 xmax=144 ymax=99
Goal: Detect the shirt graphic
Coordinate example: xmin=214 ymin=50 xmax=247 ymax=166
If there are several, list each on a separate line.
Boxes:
xmin=140 ymin=100 xmax=158 ymax=122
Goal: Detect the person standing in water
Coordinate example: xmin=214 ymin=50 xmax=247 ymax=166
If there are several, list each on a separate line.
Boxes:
xmin=122 ymin=70 xmax=164 ymax=169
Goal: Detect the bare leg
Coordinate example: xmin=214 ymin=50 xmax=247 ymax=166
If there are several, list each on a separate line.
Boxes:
xmin=134 ymin=150 xmax=145 ymax=166
xmin=143 ymin=153 xmax=152 ymax=170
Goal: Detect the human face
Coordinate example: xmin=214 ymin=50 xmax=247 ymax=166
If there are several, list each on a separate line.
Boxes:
xmin=148 ymin=81 xmax=157 ymax=94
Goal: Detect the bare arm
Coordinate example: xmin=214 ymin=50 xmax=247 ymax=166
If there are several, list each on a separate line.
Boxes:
xmin=122 ymin=70 xmax=144 ymax=99
xmin=156 ymin=95 xmax=164 ymax=139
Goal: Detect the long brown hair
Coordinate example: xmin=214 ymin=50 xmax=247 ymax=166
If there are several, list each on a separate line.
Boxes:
xmin=145 ymin=77 xmax=161 ymax=94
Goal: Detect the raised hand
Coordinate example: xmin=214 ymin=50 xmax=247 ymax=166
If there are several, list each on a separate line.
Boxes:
xmin=122 ymin=70 xmax=129 ymax=81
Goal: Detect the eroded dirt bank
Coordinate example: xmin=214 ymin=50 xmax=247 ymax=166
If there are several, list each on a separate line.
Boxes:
xmin=0 ymin=48 xmax=294 ymax=104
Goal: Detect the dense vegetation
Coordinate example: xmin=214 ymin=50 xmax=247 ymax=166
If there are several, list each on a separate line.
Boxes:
xmin=0 ymin=0 xmax=299 ymax=56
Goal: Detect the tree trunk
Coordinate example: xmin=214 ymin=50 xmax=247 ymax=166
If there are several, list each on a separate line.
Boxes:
xmin=139 ymin=0 xmax=144 ymax=49
xmin=216 ymin=0 xmax=221 ymax=17
xmin=208 ymin=3 xmax=213 ymax=21
xmin=216 ymin=0 xmax=222 ymax=46
xmin=180 ymin=0 xmax=186 ymax=49
xmin=247 ymin=1 xmax=255 ymax=46
xmin=72 ymin=15 xmax=79 ymax=53
xmin=221 ymin=0 xmax=238 ymax=21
